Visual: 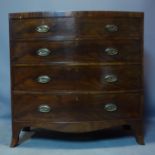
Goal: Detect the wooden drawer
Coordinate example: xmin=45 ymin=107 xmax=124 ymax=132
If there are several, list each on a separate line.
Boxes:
xmin=12 ymin=65 xmax=142 ymax=91
xmin=13 ymin=93 xmax=142 ymax=122
xmin=12 ymin=40 xmax=142 ymax=64
xmin=10 ymin=18 xmax=75 ymax=40
xmin=10 ymin=17 xmax=142 ymax=40
xmin=76 ymin=18 xmax=142 ymax=39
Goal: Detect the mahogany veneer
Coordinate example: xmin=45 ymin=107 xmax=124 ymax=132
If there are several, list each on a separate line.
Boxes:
xmin=9 ymin=11 xmax=144 ymax=147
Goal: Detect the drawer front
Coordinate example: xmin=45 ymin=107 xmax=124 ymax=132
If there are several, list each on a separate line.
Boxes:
xmin=12 ymin=65 xmax=142 ymax=91
xmin=13 ymin=93 xmax=142 ymax=122
xmin=11 ymin=17 xmax=142 ymax=40
xmin=11 ymin=18 xmax=76 ymax=40
xmin=76 ymin=18 xmax=142 ymax=39
xmin=12 ymin=40 xmax=141 ymax=64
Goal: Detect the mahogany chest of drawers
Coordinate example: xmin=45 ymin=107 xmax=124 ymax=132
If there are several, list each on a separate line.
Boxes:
xmin=9 ymin=11 xmax=144 ymax=147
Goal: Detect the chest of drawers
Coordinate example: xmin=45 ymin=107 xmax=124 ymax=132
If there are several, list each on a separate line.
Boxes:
xmin=9 ymin=11 xmax=144 ymax=147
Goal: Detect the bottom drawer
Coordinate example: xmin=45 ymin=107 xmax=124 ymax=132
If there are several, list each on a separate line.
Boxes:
xmin=13 ymin=93 xmax=142 ymax=122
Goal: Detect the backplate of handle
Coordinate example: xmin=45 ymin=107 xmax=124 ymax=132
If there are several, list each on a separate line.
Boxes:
xmin=105 ymin=47 xmax=118 ymax=56
xmin=36 ymin=25 xmax=50 ymax=33
xmin=104 ymin=103 xmax=117 ymax=112
xmin=36 ymin=48 xmax=51 ymax=56
xmin=104 ymin=74 xmax=118 ymax=83
xmin=38 ymin=105 xmax=51 ymax=113
xmin=105 ymin=24 xmax=118 ymax=32
xmin=37 ymin=75 xmax=51 ymax=84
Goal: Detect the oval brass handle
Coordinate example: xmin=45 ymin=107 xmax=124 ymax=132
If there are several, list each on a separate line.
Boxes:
xmin=105 ymin=24 xmax=118 ymax=32
xmin=37 ymin=75 xmax=51 ymax=84
xmin=104 ymin=74 xmax=118 ymax=83
xmin=105 ymin=48 xmax=118 ymax=56
xmin=36 ymin=48 xmax=51 ymax=57
xmin=38 ymin=105 xmax=51 ymax=113
xmin=36 ymin=25 xmax=50 ymax=33
xmin=104 ymin=103 xmax=117 ymax=112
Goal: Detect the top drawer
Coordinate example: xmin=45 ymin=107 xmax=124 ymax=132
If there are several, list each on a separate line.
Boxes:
xmin=10 ymin=17 xmax=142 ymax=40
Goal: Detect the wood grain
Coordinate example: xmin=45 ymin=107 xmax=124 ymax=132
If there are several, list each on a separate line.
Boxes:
xmin=11 ymin=40 xmax=142 ymax=64
xmin=9 ymin=11 xmax=144 ymax=147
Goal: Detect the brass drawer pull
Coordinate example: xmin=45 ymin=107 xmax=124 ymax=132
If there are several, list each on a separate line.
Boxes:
xmin=104 ymin=103 xmax=117 ymax=112
xmin=38 ymin=105 xmax=51 ymax=113
xmin=105 ymin=24 xmax=118 ymax=32
xmin=37 ymin=75 xmax=51 ymax=84
xmin=104 ymin=74 xmax=118 ymax=83
xmin=36 ymin=25 xmax=50 ymax=33
xmin=105 ymin=48 xmax=118 ymax=56
xmin=36 ymin=48 xmax=51 ymax=57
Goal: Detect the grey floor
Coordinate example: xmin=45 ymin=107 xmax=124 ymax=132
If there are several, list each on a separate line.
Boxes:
xmin=0 ymin=118 xmax=155 ymax=155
